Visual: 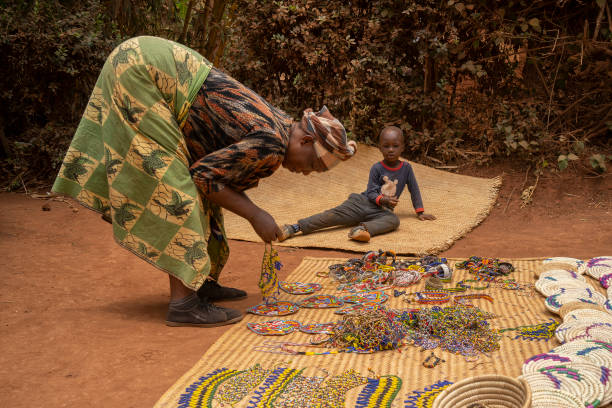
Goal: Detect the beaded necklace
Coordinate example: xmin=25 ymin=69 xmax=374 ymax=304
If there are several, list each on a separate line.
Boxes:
xmin=409 ymin=291 xmax=451 ymax=304
xmin=453 ymin=293 xmax=494 ymax=304
xmin=247 ymin=367 xmax=303 ymax=408
xmin=271 ymin=369 xmax=328 ymax=407
xmin=214 ymin=364 xmax=271 ymax=406
xmin=355 ymin=375 xmax=402 ymax=408
xmin=178 ymin=368 xmax=243 ymax=408
xmin=308 ymin=369 xmax=367 ymax=408
xmin=499 ymin=319 xmax=560 ymax=341
xmin=259 ymin=243 xmax=281 ymax=304
xmin=458 ymin=279 xmax=491 ymax=290
xmin=404 ymin=380 xmax=454 ymax=408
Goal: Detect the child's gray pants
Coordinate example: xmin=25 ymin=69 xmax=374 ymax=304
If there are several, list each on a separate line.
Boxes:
xmin=297 ymin=193 xmax=400 ymax=237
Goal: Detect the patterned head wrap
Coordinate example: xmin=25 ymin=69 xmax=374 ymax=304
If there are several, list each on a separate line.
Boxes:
xmin=300 ymin=106 xmax=357 ymax=170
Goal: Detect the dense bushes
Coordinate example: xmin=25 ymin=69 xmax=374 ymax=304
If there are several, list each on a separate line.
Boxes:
xmin=1 ymin=0 xmax=610 ymax=189
xmin=225 ymin=0 xmax=611 ymax=170
xmin=0 ymin=0 xmax=122 ymax=184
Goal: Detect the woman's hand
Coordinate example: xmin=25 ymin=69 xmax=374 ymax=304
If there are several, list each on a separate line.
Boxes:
xmin=248 ymin=208 xmax=281 ymax=243
xmin=206 ymin=187 xmax=280 ymax=242
xmin=418 ymin=212 xmax=436 ymax=221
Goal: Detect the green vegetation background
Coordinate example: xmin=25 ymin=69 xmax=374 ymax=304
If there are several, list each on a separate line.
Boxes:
xmin=1 ymin=0 xmax=610 ymax=189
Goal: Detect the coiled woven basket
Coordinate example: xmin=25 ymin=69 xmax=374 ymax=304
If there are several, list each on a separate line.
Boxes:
xmin=431 ymin=374 xmax=531 ymax=408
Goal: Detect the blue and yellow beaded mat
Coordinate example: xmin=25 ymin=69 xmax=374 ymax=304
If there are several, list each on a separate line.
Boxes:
xmin=156 ymin=257 xmax=599 ymax=408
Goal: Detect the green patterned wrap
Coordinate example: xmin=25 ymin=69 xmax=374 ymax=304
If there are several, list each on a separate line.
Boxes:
xmin=52 ymin=36 xmax=229 ymax=290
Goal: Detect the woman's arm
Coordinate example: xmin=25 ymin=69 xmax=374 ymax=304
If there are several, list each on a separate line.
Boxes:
xmin=206 ymin=187 xmax=281 ymax=242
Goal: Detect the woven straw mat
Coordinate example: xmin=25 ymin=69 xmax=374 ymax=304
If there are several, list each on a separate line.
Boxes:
xmin=155 ymin=257 xmax=592 ymax=408
xmin=222 ymin=144 xmax=501 ymax=255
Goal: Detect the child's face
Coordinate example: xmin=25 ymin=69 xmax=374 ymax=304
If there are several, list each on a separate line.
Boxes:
xmin=379 ymin=131 xmax=404 ymax=163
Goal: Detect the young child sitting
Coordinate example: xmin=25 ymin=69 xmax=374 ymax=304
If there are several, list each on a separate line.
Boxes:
xmin=278 ymin=126 xmax=436 ymax=243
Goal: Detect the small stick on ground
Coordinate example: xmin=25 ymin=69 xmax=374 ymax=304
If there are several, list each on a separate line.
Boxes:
xmin=18 ymin=175 xmax=28 ymax=195
xmin=503 ymin=185 xmax=518 ymax=214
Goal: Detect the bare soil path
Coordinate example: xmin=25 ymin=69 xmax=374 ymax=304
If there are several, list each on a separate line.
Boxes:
xmin=1 ymin=165 xmax=610 ymax=407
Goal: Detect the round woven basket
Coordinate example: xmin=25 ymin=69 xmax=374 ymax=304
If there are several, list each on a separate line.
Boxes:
xmin=563 ymin=309 xmax=612 ymax=326
xmin=535 ymin=278 xmax=593 ymax=297
xmin=536 ymin=269 xmax=587 ymax=281
xmin=431 ymin=375 xmax=531 ymax=408
xmin=542 ymin=258 xmax=585 ymax=274
xmin=559 ymin=301 xmax=609 ymax=318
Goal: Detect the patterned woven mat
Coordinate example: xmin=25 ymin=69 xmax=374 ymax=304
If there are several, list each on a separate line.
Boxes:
xmin=155 ymin=257 xmax=569 ymax=408
xmin=222 ymin=144 xmax=501 ymax=255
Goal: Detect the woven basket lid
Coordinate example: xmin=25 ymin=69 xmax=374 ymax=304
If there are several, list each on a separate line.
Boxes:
xmin=559 ymin=301 xmax=610 ymax=318
xmin=581 ymin=256 xmax=612 ymax=278
xmin=520 ymin=368 xmax=604 ymax=408
xmin=535 ymin=278 xmax=593 ymax=297
xmin=538 ymin=269 xmax=587 ymax=282
xmin=542 ymin=257 xmax=585 ymax=273
xmin=530 ymin=387 xmax=584 ymax=407
xmin=545 ymin=289 xmax=607 ymax=314
xmin=551 ymin=339 xmax=612 ymax=357
xmin=556 ymin=321 xmax=612 ymax=343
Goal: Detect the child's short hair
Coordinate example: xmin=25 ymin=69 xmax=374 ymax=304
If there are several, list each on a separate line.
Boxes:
xmin=379 ymin=126 xmax=403 ymax=142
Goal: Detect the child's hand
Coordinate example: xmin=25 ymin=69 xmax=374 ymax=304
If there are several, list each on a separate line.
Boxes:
xmin=418 ymin=213 xmax=436 ymax=221
xmin=381 ymin=195 xmax=399 ymax=209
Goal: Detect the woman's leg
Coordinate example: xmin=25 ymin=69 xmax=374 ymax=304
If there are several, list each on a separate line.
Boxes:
xmin=166 ymin=275 xmax=244 ymax=327
xmin=169 ymin=275 xmax=195 ymax=300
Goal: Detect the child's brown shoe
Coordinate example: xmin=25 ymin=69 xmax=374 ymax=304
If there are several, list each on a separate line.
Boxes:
xmin=348 ymin=226 xmax=370 ymax=242
xmin=277 ymin=224 xmax=296 ymax=242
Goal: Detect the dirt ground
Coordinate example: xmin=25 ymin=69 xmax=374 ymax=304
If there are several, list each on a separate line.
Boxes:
xmin=1 ymin=164 xmax=610 ymax=408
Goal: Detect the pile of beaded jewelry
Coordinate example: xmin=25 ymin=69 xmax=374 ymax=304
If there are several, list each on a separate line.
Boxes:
xmin=326 ymin=250 xmax=453 ymax=292
xmin=403 ymin=305 xmax=501 ymax=357
xmin=455 ymin=256 xmax=514 ymax=278
xmin=327 ymin=251 xmax=396 ymax=292
xmin=328 ymin=307 xmax=408 ymax=353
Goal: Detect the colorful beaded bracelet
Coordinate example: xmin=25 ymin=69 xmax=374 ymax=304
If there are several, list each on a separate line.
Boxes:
xmin=458 ymin=279 xmax=491 ymax=290
xmin=414 ymin=291 xmax=451 ymax=304
xmin=453 ymin=293 xmax=494 ymax=303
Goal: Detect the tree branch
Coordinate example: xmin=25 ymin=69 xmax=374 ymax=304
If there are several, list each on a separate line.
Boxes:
xmin=178 ymin=0 xmax=196 ymax=44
